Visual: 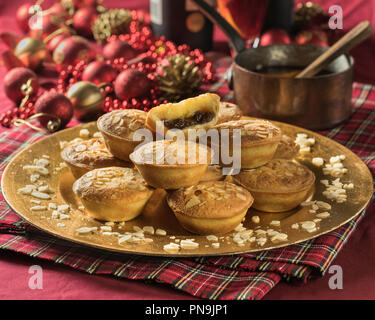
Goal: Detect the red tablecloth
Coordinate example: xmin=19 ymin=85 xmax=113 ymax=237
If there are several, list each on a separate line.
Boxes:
xmin=0 ymin=0 xmax=375 ymax=300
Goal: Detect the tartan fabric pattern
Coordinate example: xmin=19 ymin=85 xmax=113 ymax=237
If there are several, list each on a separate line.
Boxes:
xmin=0 ymin=83 xmax=374 ymax=300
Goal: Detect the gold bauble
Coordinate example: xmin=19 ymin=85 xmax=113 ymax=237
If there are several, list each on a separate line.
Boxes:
xmin=14 ymin=37 xmax=48 ymax=70
xmin=66 ymin=81 xmax=104 ymax=121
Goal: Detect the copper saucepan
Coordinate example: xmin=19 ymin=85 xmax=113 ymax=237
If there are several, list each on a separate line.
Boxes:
xmin=192 ymin=0 xmax=354 ymax=130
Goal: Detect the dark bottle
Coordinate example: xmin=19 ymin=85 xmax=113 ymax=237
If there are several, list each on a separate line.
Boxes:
xmin=261 ymin=0 xmax=295 ymax=34
xmin=150 ymin=0 xmax=214 ymax=52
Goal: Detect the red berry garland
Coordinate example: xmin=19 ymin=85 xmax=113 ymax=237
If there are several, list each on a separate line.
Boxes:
xmin=1 ymin=8 xmax=215 ymax=128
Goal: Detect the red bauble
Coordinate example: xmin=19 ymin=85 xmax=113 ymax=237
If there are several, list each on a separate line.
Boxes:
xmin=1 ymin=50 xmax=24 ymax=70
xmin=45 ymin=31 xmax=71 ymax=52
xmin=260 ymin=29 xmax=291 ymax=46
xmin=34 ymin=91 xmax=73 ymax=128
xmin=294 ymin=29 xmax=329 ymax=46
xmin=103 ymin=40 xmax=138 ymax=61
xmin=3 ymin=67 xmax=39 ymax=103
xmin=28 ymin=14 xmax=64 ymax=40
xmin=82 ymin=61 xmax=118 ymax=85
xmin=53 ymin=36 xmax=96 ymax=69
xmin=73 ymin=0 xmax=99 ymax=9
xmin=16 ymin=3 xmax=34 ymax=33
xmin=48 ymin=2 xmax=70 ymax=17
xmin=114 ymin=69 xmax=151 ymax=100
xmin=72 ymin=7 xmax=98 ymax=38
xmin=0 ymin=31 xmax=22 ymax=49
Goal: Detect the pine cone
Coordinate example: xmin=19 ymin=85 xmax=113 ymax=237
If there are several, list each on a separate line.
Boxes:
xmin=294 ymin=2 xmax=326 ymax=31
xmin=92 ymin=8 xmax=132 ymax=44
xmin=157 ymin=54 xmax=202 ymax=102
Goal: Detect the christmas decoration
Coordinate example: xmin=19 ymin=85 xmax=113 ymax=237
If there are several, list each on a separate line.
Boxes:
xmin=294 ymin=2 xmax=326 ymax=32
xmin=16 ymin=2 xmax=36 ymax=33
xmin=92 ymin=8 xmax=132 ymax=44
xmin=260 ymin=29 xmax=291 ymax=46
xmin=295 ymin=28 xmax=328 ymax=46
xmin=34 ymin=91 xmax=73 ymax=129
xmin=114 ymin=69 xmax=151 ymax=100
xmin=156 ymin=54 xmax=202 ymax=102
xmin=102 ymin=39 xmax=138 ymax=61
xmin=81 ymin=61 xmax=118 ymax=85
xmin=72 ymin=0 xmax=101 ymax=9
xmin=47 ymin=1 xmax=71 ymax=17
xmin=3 ymin=67 xmax=39 ymax=103
xmin=66 ymin=81 xmax=104 ymax=120
xmin=72 ymin=7 xmax=98 ymax=38
xmin=0 ymin=3 xmax=217 ymax=129
xmin=44 ymin=30 xmax=72 ymax=52
xmin=53 ymin=36 xmax=96 ymax=69
xmin=0 ymin=31 xmax=22 ymax=49
xmin=29 ymin=13 xmax=65 ymax=40
xmin=14 ymin=37 xmax=48 ymax=70
xmin=1 ymin=50 xmax=24 ymax=70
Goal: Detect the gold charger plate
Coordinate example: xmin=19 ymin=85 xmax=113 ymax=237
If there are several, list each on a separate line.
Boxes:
xmin=2 ymin=120 xmax=373 ymax=257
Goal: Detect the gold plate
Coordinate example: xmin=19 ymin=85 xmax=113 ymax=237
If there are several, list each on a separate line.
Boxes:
xmin=2 ymin=120 xmax=373 ymax=257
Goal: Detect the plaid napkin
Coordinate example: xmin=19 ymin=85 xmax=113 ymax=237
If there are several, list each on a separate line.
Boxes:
xmin=0 ymin=83 xmax=374 ymax=300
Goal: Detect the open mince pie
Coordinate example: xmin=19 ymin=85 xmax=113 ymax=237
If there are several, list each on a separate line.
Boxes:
xmin=146 ymin=93 xmax=220 ymax=137
xmin=216 ymin=101 xmax=242 ymax=124
xmin=233 ymin=159 xmax=315 ymax=212
xmin=213 ymin=119 xmax=282 ymax=169
xmin=97 ymin=109 xmax=148 ymax=162
xmin=61 ymin=138 xmax=129 ymax=179
xmin=73 ymin=167 xmax=154 ymax=222
xmin=167 ymin=181 xmax=253 ymax=234
xmin=129 ymin=140 xmax=211 ymax=189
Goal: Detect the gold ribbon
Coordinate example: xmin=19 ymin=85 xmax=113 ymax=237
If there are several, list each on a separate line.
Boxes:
xmin=12 ymin=113 xmax=62 ymax=133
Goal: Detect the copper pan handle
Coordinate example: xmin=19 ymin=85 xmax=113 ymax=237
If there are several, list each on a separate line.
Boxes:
xmin=191 ymin=0 xmax=247 ymax=54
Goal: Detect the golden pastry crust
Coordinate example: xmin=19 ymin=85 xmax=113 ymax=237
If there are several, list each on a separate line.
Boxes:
xmin=235 ymin=159 xmax=314 ymax=193
xmin=73 ymin=167 xmax=154 ymax=221
xmin=73 ymin=167 xmax=151 ymax=201
xmin=213 ymin=119 xmax=282 ymax=169
xmin=199 ymin=165 xmax=224 ymax=182
xmin=130 ymin=140 xmax=211 ymax=167
xmin=214 ymin=119 xmax=282 ymax=146
xmin=97 ymin=109 xmax=147 ymax=140
xmin=167 ymin=181 xmax=253 ymax=234
xmin=216 ymin=102 xmax=242 ymax=124
xmin=168 ymin=181 xmax=253 ymax=219
xmin=97 ymin=109 xmax=148 ymax=162
xmin=146 ymin=93 xmax=220 ymax=137
xmin=233 ymin=159 xmax=315 ymax=212
xmin=61 ymin=138 xmax=128 ymax=178
xmin=130 ymin=140 xmax=211 ymax=189
xmin=273 ymin=135 xmax=300 ymax=160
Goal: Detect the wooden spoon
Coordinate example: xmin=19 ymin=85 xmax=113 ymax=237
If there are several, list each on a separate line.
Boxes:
xmin=296 ymin=21 xmax=373 ymax=78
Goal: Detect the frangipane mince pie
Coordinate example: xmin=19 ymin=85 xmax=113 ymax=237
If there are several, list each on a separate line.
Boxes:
xmin=130 ymin=140 xmax=211 ymax=189
xmin=199 ymin=165 xmax=224 ymax=182
xmin=73 ymin=167 xmax=154 ymax=221
xmin=146 ymin=93 xmax=220 ymax=138
xmin=61 ymin=138 xmax=129 ymax=179
xmin=216 ymin=101 xmax=242 ymax=124
xmin=273 ymin=134 xmax=300 ymax=160
xmin=233 ymin=159 xmax=315 ymax=212
xmin=97 ymin=109 xmax=147 ymax=162
xmin=213 ymin=119 xmax=282 ymax=169
xmin=167 ymin=181 xmax=253 ymax=234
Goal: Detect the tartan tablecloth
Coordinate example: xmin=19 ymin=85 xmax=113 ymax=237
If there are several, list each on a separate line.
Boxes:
xmin=0 ymin=81 xmax=374 ymax=300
